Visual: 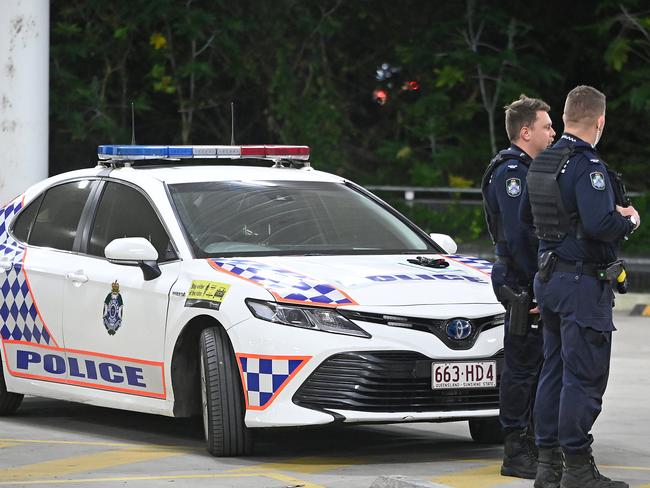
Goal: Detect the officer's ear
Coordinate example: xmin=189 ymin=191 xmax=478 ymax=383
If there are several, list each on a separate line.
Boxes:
xmin=520 ymin=125 xmax=531 ymax=141
xmin=596 ymin=114 xmax=605 ymax=132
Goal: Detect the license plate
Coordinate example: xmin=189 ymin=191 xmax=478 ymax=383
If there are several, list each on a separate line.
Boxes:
xmin=432 ymin=361 xmax=497 ymax=389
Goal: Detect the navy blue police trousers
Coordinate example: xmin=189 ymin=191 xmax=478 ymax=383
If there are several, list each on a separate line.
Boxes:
xmin=491 ymin=261 xmax=543 ymax=434
xmin=533 ymin=270 xmax=613 ymax=454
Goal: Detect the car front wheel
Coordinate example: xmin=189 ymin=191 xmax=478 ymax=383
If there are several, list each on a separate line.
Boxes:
xmin=199 ymin=326 xmax=252 ymax=456
xmin=0 ymin=359 xmax=23 ymax=415
xmin=468 ymin=417 xmax=504 ymax=444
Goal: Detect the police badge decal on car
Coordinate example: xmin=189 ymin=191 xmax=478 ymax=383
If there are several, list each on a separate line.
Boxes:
xmin=103 ymin=281 xmax=124 ymax=335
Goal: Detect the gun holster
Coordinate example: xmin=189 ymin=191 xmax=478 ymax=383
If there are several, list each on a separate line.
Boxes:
xmin=537 ymin=251 xmax=557 ymax=283
xmin=500 ymin=285 xmax=531 ymax=336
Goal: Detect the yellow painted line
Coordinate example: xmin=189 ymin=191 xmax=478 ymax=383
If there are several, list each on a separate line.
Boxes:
xmin=266 ymin=472 xmax=325 ymax=487
xmin=431 ymin=462 xmax=518 ymax=488
xmin=228 ymin=456 xmax=362 ymax=474
xmin=0 ymin=472 xmax=319 ymax=486
xmin=0 ymin=438 xmax=196 ymax=450
xmin=0 ymin=447 xmax=185 ymax=483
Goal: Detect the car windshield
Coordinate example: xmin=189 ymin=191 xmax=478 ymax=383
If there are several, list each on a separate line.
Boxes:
xmin=168 ymin=180 xmax=437 ymax=257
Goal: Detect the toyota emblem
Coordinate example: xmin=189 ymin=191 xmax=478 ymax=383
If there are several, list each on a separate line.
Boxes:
xmin=446 ymin=318 xmax=473 ymax=340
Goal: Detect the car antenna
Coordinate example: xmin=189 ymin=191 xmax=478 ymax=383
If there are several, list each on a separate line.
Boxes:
xmin=131 ymin=101 xmax=136 ymax=145
xmin=230 ymin=101 xmax=236 ymax=145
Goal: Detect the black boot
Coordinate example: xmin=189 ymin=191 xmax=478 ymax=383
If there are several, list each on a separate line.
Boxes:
xmin=560 ymin=453 xmax=629 ymax=488
xmin=500 ymin=429 xmax=538 ymax=479
xmin=534 ymin=447 xmax=562 ymax=488
xmin=525 ymin=428 xmax=539 ymax=458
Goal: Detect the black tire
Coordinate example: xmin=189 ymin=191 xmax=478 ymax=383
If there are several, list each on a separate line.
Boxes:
xmin=0 ymin=357 xmax=23 ymax=415
xmin=199 ymin=326 xmax=252 ymax=456
xmin=468 ymin=417 xmax=504 ymax=444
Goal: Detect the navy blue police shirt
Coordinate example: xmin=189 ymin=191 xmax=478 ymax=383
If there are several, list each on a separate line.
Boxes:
xmin=525 ymin=134 xmax=630 ymax=264
xmin=485 ymin=144 xmax=538 ymax=281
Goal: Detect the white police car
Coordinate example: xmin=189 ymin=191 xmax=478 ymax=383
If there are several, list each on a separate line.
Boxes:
xmin=0 ymin=145 xmax=504 ymax=456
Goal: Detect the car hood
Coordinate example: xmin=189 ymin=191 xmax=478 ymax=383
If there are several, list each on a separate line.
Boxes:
xmin=208 ymin=254 xmax=497 ymax=307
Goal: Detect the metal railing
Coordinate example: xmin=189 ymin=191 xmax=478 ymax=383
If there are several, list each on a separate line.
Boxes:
xmin=366 ymin=185 xmax=644 ymax=206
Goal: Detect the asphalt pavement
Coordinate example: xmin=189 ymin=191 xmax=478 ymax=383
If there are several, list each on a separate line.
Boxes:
xmin=0 ymin=310 xmax=648 ymax=488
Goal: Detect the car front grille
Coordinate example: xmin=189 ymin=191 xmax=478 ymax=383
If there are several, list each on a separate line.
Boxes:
xmin=338 ymin=310 xmax=505 ymax=350
xmin=293 ymin=350 xmax=503 ymax=413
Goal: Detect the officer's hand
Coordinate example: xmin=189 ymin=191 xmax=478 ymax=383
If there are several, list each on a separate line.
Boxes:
xmin=529 ymin=306 xmax=540 ymax=314
xmin=617 ymin=205 xmax=641 ymax=229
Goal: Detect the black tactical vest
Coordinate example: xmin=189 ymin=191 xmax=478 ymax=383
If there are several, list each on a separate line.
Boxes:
xmin=526 ymin=146 xmax=586 ymax=242
xmin=481 ymin=149 xmax=530 ymax=244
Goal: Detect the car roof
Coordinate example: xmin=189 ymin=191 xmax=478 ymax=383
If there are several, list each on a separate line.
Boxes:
xmin=127 ymin=164 xmax=346 ymax=185
xmin=37 ymin=164 xmax=347 ymax=193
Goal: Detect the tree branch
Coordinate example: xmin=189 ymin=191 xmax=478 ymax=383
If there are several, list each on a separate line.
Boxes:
xmin=620 ymin=5 xmax=650 ymax=44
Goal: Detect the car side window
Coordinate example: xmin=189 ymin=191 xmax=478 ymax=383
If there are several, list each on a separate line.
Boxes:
xmin=28 ymin=180 xmax=94 ymax=251
xmin=88 ymin=182 xmax=175 ymax=261
xmin=11 ymin=194 xmax=44 ymax=243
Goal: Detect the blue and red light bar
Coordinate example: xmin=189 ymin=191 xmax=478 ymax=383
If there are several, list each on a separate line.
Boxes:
xmin=98 ymin=145 xmax=310 ymax=161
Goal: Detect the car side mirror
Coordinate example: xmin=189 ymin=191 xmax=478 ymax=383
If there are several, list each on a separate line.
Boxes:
xmin=429 ymin=233 xmax=458 ymax=254
xmin=104 ymin=237 xmax=161 ymax=281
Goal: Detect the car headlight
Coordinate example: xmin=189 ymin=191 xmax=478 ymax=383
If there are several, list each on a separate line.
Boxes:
xmin=246 ymin=299 xmax=371 ymax=338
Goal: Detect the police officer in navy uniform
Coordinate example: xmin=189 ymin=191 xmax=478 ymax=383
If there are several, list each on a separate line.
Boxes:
xmin=525 ymin=86 xmax=639 ymax=488
xmin=482 ymin=95 xmax=555 ymax=479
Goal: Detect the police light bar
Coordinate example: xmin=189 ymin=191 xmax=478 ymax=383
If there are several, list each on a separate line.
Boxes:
xmin=97 ymin=145 xmax=310 ymax=161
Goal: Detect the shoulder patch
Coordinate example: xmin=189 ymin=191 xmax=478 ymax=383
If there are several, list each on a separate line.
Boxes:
xmin=590 ymin=171 xmax=606 ymax=191
xmin=506 ymin=177 xmax=521 ymax=197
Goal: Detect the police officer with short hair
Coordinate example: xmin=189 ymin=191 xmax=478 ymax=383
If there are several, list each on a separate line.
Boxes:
xmin=482 ymin=94 xmax=555 ymax=479
xmin=525 ymin=85 xmax=639 ymax=488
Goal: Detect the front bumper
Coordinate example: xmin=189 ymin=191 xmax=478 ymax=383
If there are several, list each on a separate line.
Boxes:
xmin=227 ymin=310 xmax=504 ymax=428
xmin=293 ymin=350 xmax=503 ymax=414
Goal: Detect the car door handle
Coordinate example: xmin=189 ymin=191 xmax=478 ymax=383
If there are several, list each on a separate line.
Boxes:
xmin=0 ymin=259 xmax=12 ymax=272
xmin=65 ymin=271 xmax=88 ymax=284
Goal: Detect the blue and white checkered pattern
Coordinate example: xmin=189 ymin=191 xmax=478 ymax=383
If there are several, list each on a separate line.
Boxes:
xmin=0 ymin=197 xmax=52 ymax=345
xmin=238 ymin=355 xmax=306 ymax=408
xmin=211 ymin=258 xmax=355 ymax=306
xmin=445 ymin=254 xmax=494 ymax=275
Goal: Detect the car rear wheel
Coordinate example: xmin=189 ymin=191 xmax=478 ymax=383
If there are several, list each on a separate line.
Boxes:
xmin=199 ymin=326 xmax=252 ymax=456
xmin=468 ymin=417 xmax=504 ymax=444
xmin=0 ymin=359 xmax=23 ymax=415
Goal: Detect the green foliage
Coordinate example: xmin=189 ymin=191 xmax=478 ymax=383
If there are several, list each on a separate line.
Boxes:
xmin=605 ymin=37 xmax=630 ymax=71
xmin=434 ymin=66 xmax=464 ymax=89
xmin=49 ymin=0 xmax=650 ymax=253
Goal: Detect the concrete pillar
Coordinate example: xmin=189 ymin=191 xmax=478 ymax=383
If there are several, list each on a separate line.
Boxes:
xmin=0 ymin=0 xmax=49 ymax=204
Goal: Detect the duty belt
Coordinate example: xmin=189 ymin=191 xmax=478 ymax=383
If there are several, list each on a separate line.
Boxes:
xmin=553 ymin=258 xmax=609 ymax=279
